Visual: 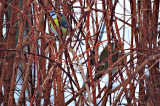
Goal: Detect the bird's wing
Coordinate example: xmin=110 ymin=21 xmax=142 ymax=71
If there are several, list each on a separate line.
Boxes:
xmin=60 ymin=14 xmax=68 ymax=29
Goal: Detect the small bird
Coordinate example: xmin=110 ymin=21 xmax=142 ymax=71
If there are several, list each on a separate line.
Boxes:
xmin=94 ymin=41 xmax=123 ymax=80
xmin=49 ymin=11 xmax=68 ymax=36
xmin=49 ymin=11 xmax=84 ymax=45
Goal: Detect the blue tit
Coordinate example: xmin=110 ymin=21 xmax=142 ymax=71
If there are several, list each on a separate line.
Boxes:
xmin=49 ymin=11 xmax=68 ymax=36
xmin=94 ymin=41 xmax=123 ymax=80
xmin=49 ymin=11 xmax=84 ymax=45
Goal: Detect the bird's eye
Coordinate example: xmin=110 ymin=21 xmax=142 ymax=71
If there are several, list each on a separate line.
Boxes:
xmin=52 ymin=13 xmax=55 ymax=16
xmin=50 ymin=12 xmax=56 ymax=16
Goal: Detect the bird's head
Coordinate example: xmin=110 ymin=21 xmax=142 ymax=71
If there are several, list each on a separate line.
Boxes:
xmin=50 ymin=11 xmax=57 ymax=19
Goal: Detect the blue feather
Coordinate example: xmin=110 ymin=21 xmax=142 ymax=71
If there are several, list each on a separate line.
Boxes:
xmin=49 ymin=11 xmax=84 ymax=45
